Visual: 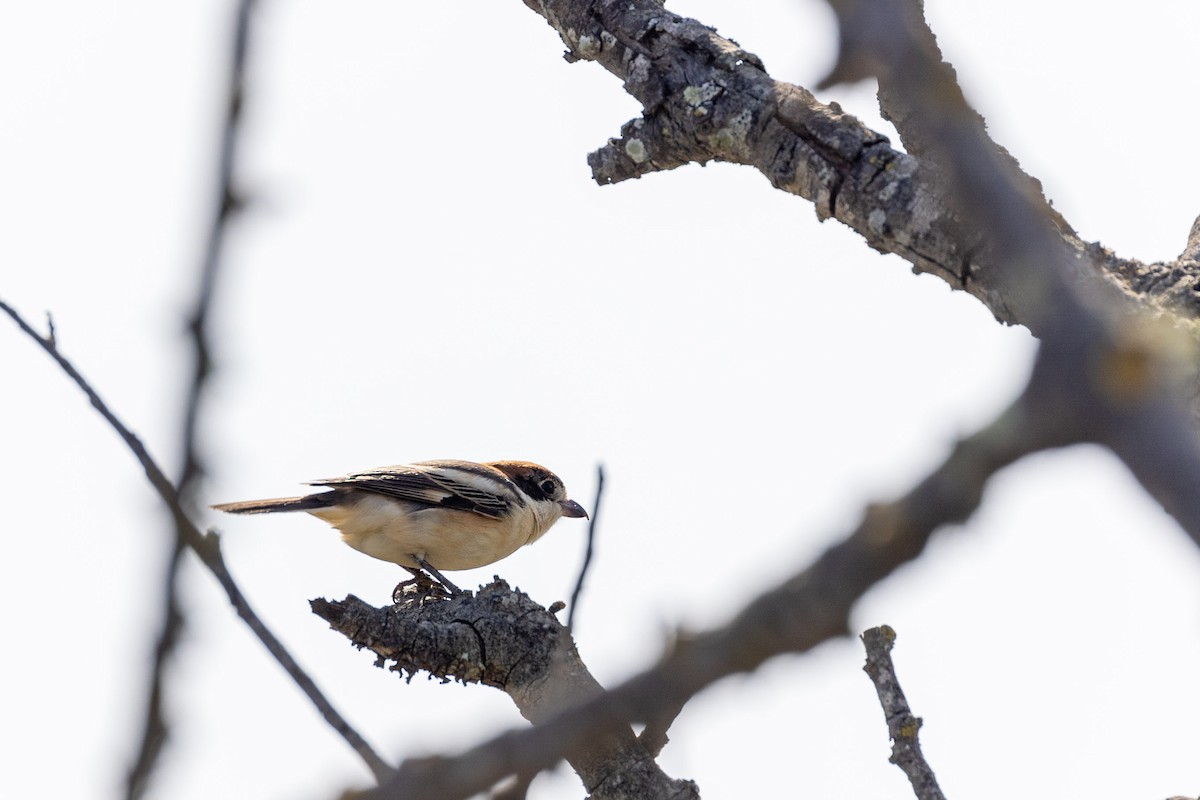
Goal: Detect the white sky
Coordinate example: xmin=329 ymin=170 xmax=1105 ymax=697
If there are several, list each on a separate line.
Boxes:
xmin=2 ymin=1 xmax=1199 ymax=798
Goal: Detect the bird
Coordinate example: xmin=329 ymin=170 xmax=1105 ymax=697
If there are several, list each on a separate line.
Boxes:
xmin=212 ymin=459 xmax=588 ymax=598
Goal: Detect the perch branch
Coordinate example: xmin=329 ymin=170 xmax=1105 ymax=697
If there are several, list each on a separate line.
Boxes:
xmin=313 ymin=584 xmax=697 ymax=800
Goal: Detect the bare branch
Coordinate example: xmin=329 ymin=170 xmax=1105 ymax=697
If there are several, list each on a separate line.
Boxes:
xmin=861 ymin=626 xmax=946 ymax=800
xmin=125 ymin=1 xmax=258 ymax=796
xmin=520 ymin=0 xmax=1200 ymax=331
xmin=313 ymin=584 xmax=697 ymax=799
xmin=0 ymin=300 xmax=394 ymax=784
xmin=567 ymin=463 xmax=604 ymax=631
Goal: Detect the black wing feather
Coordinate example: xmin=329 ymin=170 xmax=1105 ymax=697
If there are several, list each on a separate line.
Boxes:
xmin=307 ymin=461 xmax=517 ymax=520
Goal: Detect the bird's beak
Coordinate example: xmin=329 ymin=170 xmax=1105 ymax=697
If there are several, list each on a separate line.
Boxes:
xmin=560 ymin=499 xmax=589 ymax=519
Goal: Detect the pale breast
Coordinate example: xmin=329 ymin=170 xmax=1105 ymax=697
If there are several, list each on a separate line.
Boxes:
xmin=310 ymin=492 xmax=542 ymax=571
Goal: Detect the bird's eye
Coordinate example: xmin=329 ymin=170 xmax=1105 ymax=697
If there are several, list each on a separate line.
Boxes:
xmin=539 ymin=479 xmax=557 ymax=495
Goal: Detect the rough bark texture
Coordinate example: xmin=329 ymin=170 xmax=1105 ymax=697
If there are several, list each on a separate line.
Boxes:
xmin=861 ymin=627 xmax=946 ymax=800
xmin=524 ymin=0 xmax=1200 ymax=333
xmin=312 ymin=581 xmax=699 ymax=800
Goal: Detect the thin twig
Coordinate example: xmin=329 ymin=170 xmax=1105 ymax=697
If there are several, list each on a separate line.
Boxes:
xmin=125 ymin=2 xmax=257 ymax=796
xmin=0 ymin=299 xmax=395 ymax=783
xmin=861 ymin=626 xmax=946 ymax=800
xmin=567 ymin=463 xmax=604 ymax=631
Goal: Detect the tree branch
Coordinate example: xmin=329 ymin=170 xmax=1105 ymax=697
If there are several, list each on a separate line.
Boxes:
xmin=521 ymin=0 xmax=1200 ymax=332
xmin=0 ymin=300 xmax=395 ymax=784
xmin=816 ymin=0 xmax=1200 ymax=545
xmin=313 ymin=583 xmax=697 ymax=799
xmin=861 ymin=626 xmax=946 ymax=800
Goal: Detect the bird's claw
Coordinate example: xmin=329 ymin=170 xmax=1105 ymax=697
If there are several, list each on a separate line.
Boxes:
xmin=392 ymin=574 xmax=453 ymax=605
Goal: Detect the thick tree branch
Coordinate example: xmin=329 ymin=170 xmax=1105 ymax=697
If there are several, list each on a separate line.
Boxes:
xmin=861 ymin=627 xmax=946 ymax=800
xmin=313 ymin=584 xmax=698 ymax=800
xmin=0 ymin=300 xmax=395 ymax=784
xmin=521 ymin=0 xmax=1200 ymax=331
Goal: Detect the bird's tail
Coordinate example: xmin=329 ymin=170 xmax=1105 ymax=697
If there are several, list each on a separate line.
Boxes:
xmin=211 ymin=493 xmax=336 ymax=515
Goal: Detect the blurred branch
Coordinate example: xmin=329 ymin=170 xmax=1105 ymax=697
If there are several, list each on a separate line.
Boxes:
xmin=636 ymin=696 xmax=683 ymax=760
xmin=816 ymin=0 xmax=1200 ymax=545
xmin=519 ymin=0 xmax=1200 ymax=333
xmin=125 ymin=534 xmax=184 ymax=800
xmin=125 ymin=1 xmax=258 ymax=796
xmin=0 ymin=300 xmax=395 ymax=784
xmin=313 ymin=583 xmax=697 ymax=800
xmin=182 ymin=0 xmax=255 ymax=495
xmin=861 ymin=627 xmax=946 ymax=800
xmin=488 ymin=771 xmax=535 ymax=800
xmin=567 ymin=463 xmax=604 ymax=631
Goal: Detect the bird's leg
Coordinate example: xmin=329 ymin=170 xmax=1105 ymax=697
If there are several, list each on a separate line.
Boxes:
xmin=415 ymin=556 xmax=463 ymax=596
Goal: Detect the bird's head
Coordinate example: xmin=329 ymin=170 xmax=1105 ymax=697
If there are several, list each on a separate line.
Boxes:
xmin=489 ymin=460 xmax=588 ymax=520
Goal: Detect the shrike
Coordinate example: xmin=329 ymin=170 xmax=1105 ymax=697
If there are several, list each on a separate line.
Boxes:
xmin=212 ymin=459 xmax=587 ymax=597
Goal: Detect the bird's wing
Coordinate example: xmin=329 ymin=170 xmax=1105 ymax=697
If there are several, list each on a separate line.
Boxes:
xmin=307 ymin=460 xmax=521 ymax=519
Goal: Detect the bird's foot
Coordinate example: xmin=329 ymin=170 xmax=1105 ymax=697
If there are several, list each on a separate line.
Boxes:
xmin=392 ymin=574 xmax=452 ymax=605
